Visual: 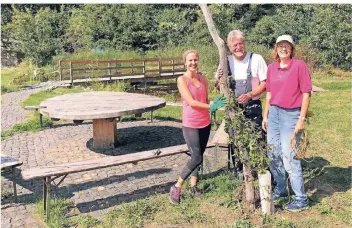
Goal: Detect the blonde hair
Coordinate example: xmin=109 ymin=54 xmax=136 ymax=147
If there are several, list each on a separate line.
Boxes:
xmin=182 ymin=49 xmax=199 ymax=64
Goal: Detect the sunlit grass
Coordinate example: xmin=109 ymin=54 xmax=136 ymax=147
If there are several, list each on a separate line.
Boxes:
xmin=1 ymin=62 xmax=41 ymax=94
xmin=5 ymin=72 xmax=352 ymax=227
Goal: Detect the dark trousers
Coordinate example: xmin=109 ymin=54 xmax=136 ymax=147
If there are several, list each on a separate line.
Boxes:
xmin=230 ymin=100 xmax=265 ymax=172
xmin=180 ymin=124 xmax=211 ymax=180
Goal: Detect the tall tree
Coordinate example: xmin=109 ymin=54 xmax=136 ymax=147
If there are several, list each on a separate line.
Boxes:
xmin=200 ymin=4 xmax=256 ymax=210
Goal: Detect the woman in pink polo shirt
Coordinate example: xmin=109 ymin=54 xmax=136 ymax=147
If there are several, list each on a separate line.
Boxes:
xmin=169 ymin=50 xmax=225 ymax=205
xmin=262 ymin=35 xmax=312 ymax=212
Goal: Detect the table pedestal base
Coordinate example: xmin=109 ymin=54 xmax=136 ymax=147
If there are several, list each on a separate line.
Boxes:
xmin=93 ymin=118 xmax=117 ymax=149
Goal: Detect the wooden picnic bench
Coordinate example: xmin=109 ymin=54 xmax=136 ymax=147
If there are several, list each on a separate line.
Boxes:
xmin=1 ymin=155 xmax=23 ymax=203
xmin=21 ymin=142 xmax=216 ymax=221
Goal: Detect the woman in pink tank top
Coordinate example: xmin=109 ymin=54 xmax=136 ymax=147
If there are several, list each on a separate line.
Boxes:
xmin=169 ymin=50 xmax=225 ymax=205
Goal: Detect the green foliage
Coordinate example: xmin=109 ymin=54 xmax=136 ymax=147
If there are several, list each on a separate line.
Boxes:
xmin=90 ymin=81 xmax=130 ymax=92
xmin=35 ymin=197 xmax=72 ymax=228
xmin=67 ymin=214 xmax=100 ymax=228
xmin=225 ymin=91 xmax=269 ymax=174
xmin=230 ymin=218 xmax=253 ymax=228
xmin=263 ymin=215 xmax=296 ymax=228
xmin=6 ymin=6 xmax=65 ymax=66
xmin=3 ymin=4 xmax=350 ymax=69
xmin=1 ymin=62 xmax=42 ymax=93
xmin=305 ymin=5 xmax=352 ymax=70
xmin=102 ymin=198 xmax=161 ymax=228
xmin=201 ymin=172 xmax=242 ymax=208
xmin=249 ymin=4 xmax=351 ymax=70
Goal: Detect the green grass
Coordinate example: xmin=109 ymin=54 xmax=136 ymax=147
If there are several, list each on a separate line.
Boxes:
xmin=6 ymin=72 xmax=352 ymax=227
xmin=1 ymin=113 xmax=53 ymax=139
xmin=21 ymin=87 xmax=87 ymax=107
xmin=314 ymin=81 xmax=351 ymax=91
xmin=67 ymin=214 xmax=100 ymax=228
xmin=35 ymin=198 xmax=72 ymax=228
xmin=1 ymin=62 xmax=41 ymax=94
xmin=306 ymin=90 xmax=351 ymax=166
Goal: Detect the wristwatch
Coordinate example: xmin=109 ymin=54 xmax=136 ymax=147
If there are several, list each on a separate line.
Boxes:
xmin=298 ymin=116 xmax=307 ymax=121
xmin=247 ymin=92 xmax=253 ymax=99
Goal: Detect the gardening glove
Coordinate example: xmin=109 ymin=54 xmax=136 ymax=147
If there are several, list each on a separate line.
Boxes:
xmin=210 ymin=95 xmax=226 ymax=113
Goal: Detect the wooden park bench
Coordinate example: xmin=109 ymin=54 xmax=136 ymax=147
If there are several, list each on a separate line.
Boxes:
xmin=1 ymin=155 xmax=23 ymax=203
xmin=21 ymin=142 xmax=216 ymax=221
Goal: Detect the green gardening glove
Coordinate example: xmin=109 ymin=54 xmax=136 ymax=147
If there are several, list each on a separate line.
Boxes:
xmin=210 ymin=95 xmax=226 ymax=113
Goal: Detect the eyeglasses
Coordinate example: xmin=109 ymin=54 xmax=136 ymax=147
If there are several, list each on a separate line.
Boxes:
xmin=277 ymin=45 xmax=291 ymax=50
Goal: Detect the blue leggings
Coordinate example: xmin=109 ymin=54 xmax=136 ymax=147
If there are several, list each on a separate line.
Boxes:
xmin=180 ymin=124 xmax=211 ymax=180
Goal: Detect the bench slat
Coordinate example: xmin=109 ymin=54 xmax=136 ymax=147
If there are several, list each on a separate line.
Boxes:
xmin=22 ymin=143 xmax=215 ymax=180
xmin=1 ymin=155 xmax=22 ymax=169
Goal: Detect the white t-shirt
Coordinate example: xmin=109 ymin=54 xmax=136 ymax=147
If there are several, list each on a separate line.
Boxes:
xmin=215 ymin=52 xmax=267 ymax=82
xmin=230 ymin=52 xmax=267 ymax=81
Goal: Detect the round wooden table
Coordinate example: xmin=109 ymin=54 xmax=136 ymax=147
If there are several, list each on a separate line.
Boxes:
xmin=40 ymin=91 xmax=166 ymax=149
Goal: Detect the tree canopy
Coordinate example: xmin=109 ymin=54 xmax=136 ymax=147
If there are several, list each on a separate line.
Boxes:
xmin=1 ymin=4 xmax=351 ymax=69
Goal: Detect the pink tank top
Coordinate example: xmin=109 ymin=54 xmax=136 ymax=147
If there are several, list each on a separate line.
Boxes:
xmin=182 ymin=75 xmax=211 ymax=128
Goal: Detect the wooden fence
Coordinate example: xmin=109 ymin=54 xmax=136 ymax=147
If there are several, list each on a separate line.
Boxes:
xmin=58 ymin=57 xmax=186 ymax=85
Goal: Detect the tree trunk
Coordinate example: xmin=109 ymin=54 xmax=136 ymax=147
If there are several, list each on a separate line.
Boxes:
xmin=199 ymin=4 xmax=229 ymax=97
xmin=243 ymin=165 xmax=255 ymax=211
xmin=200 ymin=4 xmax=255 ymax=210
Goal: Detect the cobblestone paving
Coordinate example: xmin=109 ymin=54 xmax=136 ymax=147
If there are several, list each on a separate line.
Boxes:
xmin=1 ymin=81 xmax=68 ymax=131
xmin=1 ymin=112 xmax=228 ymax=227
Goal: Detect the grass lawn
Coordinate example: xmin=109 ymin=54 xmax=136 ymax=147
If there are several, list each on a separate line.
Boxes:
xmin=2 ymin=70 xmax=351 ymax=227
xmin=1 ymin=63 xmax=41 ymax=94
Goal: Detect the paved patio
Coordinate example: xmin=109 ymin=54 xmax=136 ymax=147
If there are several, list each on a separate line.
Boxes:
xmin=1 ymin=86 xmax=228 ymax=228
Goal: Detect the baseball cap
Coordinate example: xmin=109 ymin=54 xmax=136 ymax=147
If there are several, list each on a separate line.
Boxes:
xmin=276 ymin=35 xmax=295 ymax=46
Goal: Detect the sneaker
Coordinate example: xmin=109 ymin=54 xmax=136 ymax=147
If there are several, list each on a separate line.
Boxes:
xmin=236 ymin=170 xmax=244 ymax=181
xmin=272 ymin=191 xmax=288 ymax=201
xmin=169 ymin=185 xmax=182 ymax=205
xmin=190 ymin=186 xmax=201 ymax=197
xmin=285 ymin=199 xmax=309 ymax=212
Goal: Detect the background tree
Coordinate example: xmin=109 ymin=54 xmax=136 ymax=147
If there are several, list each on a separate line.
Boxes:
xmin=6 ymin=7 xmax=63 ymax=66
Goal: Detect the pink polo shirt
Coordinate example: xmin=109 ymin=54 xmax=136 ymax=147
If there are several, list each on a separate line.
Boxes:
xmin=266 ymin=58 xmax=312 ymax=109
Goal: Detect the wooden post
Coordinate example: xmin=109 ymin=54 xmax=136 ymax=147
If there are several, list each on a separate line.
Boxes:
xmin=172 ymin=59 xmax=175 ymax=77
xmin=158 ymin=58 xmax=161 ymax=78
xmin=12 ymin=167 xmax=17 ymax=203
xmin=69 ymin=61 xmax=73 ymax=85
xmin=92 ymin=118 xmax=117 ymax=149
xmin=108 ymin=62 xmax=112 ymax=81
xmin=142 ymin=60 xmax=146 ymax=77
xmin=59 ymin=60 xmax=62 ymax=81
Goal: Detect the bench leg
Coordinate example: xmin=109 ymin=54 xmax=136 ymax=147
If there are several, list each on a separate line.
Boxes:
xmin=12 ymin=167 xmax=17 ymax=203
xmin=43 ymin=178 xmax=47 ymax=213
xmin=39 ymin=113 xmax=43 ymax=128
xmin=43 ymin=177 xmax=51 ymax=222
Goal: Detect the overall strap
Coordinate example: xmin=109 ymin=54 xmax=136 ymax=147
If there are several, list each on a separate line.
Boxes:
xmin=245 ymin=52 xmax=254 ymax=93
xmin=227 ymin=56 xmax=234 ymax=77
